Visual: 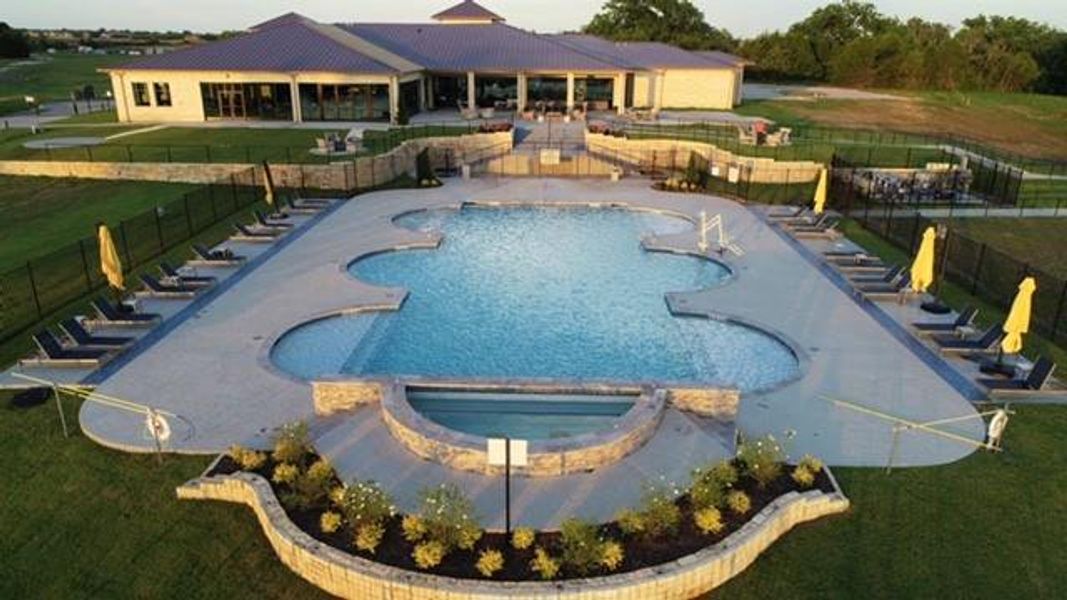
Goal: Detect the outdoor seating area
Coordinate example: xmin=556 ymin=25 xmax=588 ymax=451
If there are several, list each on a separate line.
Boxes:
xmin=311 ymin=132 xmax=362 ymax=156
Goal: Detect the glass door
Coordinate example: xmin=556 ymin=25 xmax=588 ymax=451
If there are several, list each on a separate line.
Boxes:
xmin=218 ymin=85 xmax=246 ymax=119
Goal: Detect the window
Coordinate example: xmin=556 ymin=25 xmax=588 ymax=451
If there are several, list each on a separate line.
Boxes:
xmin=153 ymin=82 xmax=172 ymax=106
xmin=132 ymin=82 xmax=151 ymax=106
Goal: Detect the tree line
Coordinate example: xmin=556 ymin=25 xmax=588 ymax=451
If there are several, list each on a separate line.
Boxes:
xmin=583 ymin=0 xmax=1067 ymax=94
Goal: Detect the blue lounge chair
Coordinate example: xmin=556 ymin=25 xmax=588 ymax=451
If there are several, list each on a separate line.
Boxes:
xmin=192 ymin=244 xmax=244 ymax=265
xmin=233 ymin=222 xmax=280 ymax=241
xmin=850 ymin=264 xmax=902 ymax=284
xmin=283 ymin=195 xmax=328 ymax=214
xmin=159 ymin=261 xmax=216 ymax=287
xmin=89 ymin=297 xmax=159 ymax=327
xmin=138 ymin=273 xmax=199 ymax=298
xmin=933 ymin=326 xmax=1002 ymax=353
xmin=254 ymin=209 xmax=293 ymax=229
xmin=21 ymin=330 xmax=111 ymax=366
xmin=857 ymin=274 xmax=911 ymax=298
xmin=912 ymin=306 xmax=978 ymax=336
xmin=58 ymin=318 xmax=132 ymax=348
xmin=979 ymin=357 xmax=1057 ymax=394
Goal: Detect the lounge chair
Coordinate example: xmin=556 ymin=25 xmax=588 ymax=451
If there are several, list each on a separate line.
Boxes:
xmin=282 ymin=195 xmax=328 ymax=214
xmin=849 ymin=264 xmax=903 ymax=284
xmin=767 ymin=206 xmax=809 ymax=221
xmin=254 ymin=209 xmax=293 ymax=229
xmin=137 ymin=274 xmax=199 ymax=298
xmin=191 ymin=244 xmax=244 ymax=266
xmin=933 ymin=326 xmax=1002 ymax=353
xmin=20 ymin=330 xmax=111 ymax=367
xmin=58 ymin=318 xmax=133 ymax=349
xmin=87 ymin=297 xmax=160 ymax=327
xmin=856 ymin=274 xmax=911 ymax=299
xmin=912 ymin=306 xmax=978 ymax=336
xmin=827 ymin=253 xmax=887 ymax=270
xmin=782 ymin=214 xmax=833 ymax=230
xmin=233 ymin=222 xmax=280 ymax=242
xmin=979 ymin=357 xmax=1057 ymax=395
xmin=159 ymin=261 xmax=216 ymax=287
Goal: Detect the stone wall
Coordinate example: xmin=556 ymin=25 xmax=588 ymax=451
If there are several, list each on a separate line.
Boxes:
xmin=586 ymin=131 xmax=822 ymax=184
xmin=480 ymin=152 xmax=619 ymax=178
xmin=668 ymin=387 xmax=740 ymax=422
xmin=312 ymin=379 xmax=384 ymax=415
xmin=177 ymin=469 xmax=849 ymax=599
xmin=0 ymin=131 xmax=513 ymax=191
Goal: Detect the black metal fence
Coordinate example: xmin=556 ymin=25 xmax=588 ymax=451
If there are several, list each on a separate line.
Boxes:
xmin=831 ymin=177 xmax=1067 ymax=347
xmin=0 ymin=168 xmax=265 ymax=346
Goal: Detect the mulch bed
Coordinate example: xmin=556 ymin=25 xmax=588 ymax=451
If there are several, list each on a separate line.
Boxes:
xmin=207 ymin=454 xmax=834 ymax=581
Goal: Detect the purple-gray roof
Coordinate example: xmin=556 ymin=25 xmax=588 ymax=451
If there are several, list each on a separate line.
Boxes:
xmin=695 ymin=51 xmax=748 ymax=67
xmin=344 ymin=23 xmax=623 ymax=72
xmin=113 ymin=19 xmax=397 ymax=73
xmin=551 ymin=34 xmax=733 ymax=70
xmin=431 ymin=1 xmax=503 ymax=22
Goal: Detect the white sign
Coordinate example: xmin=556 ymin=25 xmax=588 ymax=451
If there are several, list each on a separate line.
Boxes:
xmin=540 ymin=149 xmax=561 ymax=166
xmin=727 ymin=165 xmax=741 ymax=183
xmin=487 ymin=438 xmax=528 ymax=467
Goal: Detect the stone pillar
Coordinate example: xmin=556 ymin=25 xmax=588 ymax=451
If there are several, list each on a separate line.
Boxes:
xmin=426 ymin=76 xmax=435 ymax=110
xmin=290 ymin=77 xmax=302 ymax=123
xmin=516 ymin=73 xmax=527 ymax=113
xmin=417 ymin=76 xmax=427 ymax=112
xmin=653 ymin=71 xmax=665 ymax=111
xmin=466 ymin=71 xmax=476 ymax=110
xmin=389 ymin=76 xmax=400 ymax=124
xmin=613 ymin=72 xmax=626 ymax=114
xmin=566 ymin=72 xmax=576 ymax=110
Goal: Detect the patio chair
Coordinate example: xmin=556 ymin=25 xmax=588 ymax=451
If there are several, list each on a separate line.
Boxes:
xmin=282 ymin=195 xmax=328 ymax=215
xmin=979 ymin=357 xmax=1057 ymax=395
xmin=191 ymin=244 xmax=244 ymax=266
xmin=233 ymin=222 xmax=280 ymax=242
xmin=88 ymin=297 xmax=160 ymax=327
xmin=20 ymin=330 xmax=111 ymax=367
xmin=932 ymin=326 xmax=1003 ymax=353
xmin=253 ymin=209 xmax=293 ymax=229
xmin=58 ymin=318 xmax=133 ymax=349
xmin=912 ymin=306 xmax=979 ymax=336
xmin=159 ymin=261 xmax=216 ymax=287
xmin=856 ymin=274 xmax=912 ymax=299
xmin=137 ymin=274 xmax=199 ymax=298
xmin=849 ymin=264 xmax=903 ymax=285
xmin=767 ymin=206 xmax=809 ymax=221
xmin=829 ymin=254 xmax=888 ymax=273
xmin=785 ymin=214 xmax=837 ymax=232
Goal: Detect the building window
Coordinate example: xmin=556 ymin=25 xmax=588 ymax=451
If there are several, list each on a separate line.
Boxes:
xmin=153 ymin=82 xmax=172 ymax=106
xmin=132 ymin=82 xmax=151 ymax=106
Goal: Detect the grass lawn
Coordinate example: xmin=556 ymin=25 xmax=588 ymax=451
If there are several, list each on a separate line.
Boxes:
xmin=0 ymin=53 xmax=124 ymax=115
xmin=0 ymin=175 xmax=197 ymax=271
xmin=735 ymin=91 xmax=1067 ymax=163
xmin=941 ymin=218 xmax=1067 ymax=279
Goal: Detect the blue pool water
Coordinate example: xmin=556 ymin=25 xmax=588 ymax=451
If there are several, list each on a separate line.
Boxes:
xmin=271 ymin=207 xmax=799 ymax=390
xmin=407 ymin=389 xmax=635 ymax=439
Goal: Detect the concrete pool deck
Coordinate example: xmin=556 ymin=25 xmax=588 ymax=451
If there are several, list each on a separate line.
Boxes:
xmin=78 ymin=177 xmax=984 ymax=527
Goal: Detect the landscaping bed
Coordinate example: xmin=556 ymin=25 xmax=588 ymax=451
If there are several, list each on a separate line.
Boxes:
xmin=213 ymin=423 xmax=834 ymax=582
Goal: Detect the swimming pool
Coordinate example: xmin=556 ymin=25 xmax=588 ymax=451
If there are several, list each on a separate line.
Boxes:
xmin=271 ymin=206 xmax=799 ymax=390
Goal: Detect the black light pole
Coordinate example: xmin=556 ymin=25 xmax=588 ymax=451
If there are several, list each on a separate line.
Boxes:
xmin=504 ymin=436 xmax=512 ymax=536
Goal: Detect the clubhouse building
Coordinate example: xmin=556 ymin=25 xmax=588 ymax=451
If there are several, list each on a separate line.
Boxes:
xmin=104 ymin=1 xmax=746 ymax=124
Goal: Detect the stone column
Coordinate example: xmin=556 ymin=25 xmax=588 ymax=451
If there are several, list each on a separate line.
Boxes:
xmin=566 ymin=72 xmax=576 ymax=110
xmin=389 ymin=76 xmax=400 ymax=124
xmin=516 ymin=72 xmax=527 ymax=113
xmin=417 ymin=76 xmax=427 ymax=112
xmin=613 ymin=72 xmax=626 ymax=114
xmin=653 ymin=71 xmax=665 ymax=111
xmin=290 ymin=77 xmax=302 ymax=123
xmin=466 ymin=71 xmax=476 ymax=110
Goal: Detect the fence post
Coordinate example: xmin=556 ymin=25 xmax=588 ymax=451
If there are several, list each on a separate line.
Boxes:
xmin=909 ymin=213 xmax=921 ymax=252
xmin=183 ymin=194 xmax=194 ymax=236
xmin=154 ymin=206 xmax=165 ymax=252
xmin=971 ymin=243 xmax=986 ymax=295
xmin=1051 ymin=280 xmax=1067 ymax=341
xmin=25 ymin=261 xmax=44 ymax=319
xmin=206 ymin=145 xmax=212 ymax=163
xmin=119 ymin=221 xmax=133 ymax=267
xmin=78 ymin=239 xmax=93 ymax=293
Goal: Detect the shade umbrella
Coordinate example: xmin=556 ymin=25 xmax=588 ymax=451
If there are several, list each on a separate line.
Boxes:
xmin=97 ymin=224 xmax=124 ymax=291
xmin=812 ymin=168 xmax=828 ymax=214
xmin=910 ymin=226 xmax=937 ymax=294
xmin=261 ymin=161 xmax=275 ymax=208
xmin=1001 ymin=277 xmax=1037 ymax=355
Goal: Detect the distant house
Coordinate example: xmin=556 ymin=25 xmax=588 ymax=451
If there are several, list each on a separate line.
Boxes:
xmin=102 ymin=1 xmax=746 ymax=124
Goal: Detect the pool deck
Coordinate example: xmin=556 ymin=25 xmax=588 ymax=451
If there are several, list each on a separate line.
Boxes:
xmin=74 ymin=177 xmax=986 ymax=527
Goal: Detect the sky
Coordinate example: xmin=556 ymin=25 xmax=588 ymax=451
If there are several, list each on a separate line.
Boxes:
xmin=6 ymin=0 xmax=1066 ymax=37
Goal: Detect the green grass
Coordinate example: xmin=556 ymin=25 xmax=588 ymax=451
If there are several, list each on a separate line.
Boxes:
xmin=0 ymin=175 xmax=198 ymax=270
xmin=0 ymin=53 xmax=124 ymax=115
xmin=50 ymin=109 xmax=120 ymax=125
xmin=941 ymin=219 xmax=1067 ymax=279
xmin=1018 ymin=178 xmax=1067 ymax=208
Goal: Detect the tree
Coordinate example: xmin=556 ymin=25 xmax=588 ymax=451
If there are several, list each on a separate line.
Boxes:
xmin=0 ymin=23 xmax=31 ymax=59
xmin=583 ymin=0 xmax=736 ymax=51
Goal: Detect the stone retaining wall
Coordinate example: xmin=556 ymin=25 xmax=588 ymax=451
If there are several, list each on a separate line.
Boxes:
xmin=481 ymin=152 xmax=619 ymax=177
xmin=312 ymin=379 xmax=384 ymax=415
xmin=669 ymin=388 xmax=740 ymax=421
xmin=0 ymin=131 xmax=513 ymax=191
xmin=586 ymin=131 xmax=822 ymax=184
xmin=177 ymin=469 xmax=849 ymax=599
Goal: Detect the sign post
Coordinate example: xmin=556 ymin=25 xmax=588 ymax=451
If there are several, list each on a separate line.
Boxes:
xmin=487 ymin=437 xmax=527 ymax=534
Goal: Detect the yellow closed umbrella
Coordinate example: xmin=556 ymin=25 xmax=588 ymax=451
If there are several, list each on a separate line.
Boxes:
xmin=261 ymin=161 xmax=275 ymax=208
xmin=910 ymin=226 xmax=937 ymax=293
xmin=1001 ymin=277 xmax=1037 ymax=354
xmin=98 ymin=224 xmax=124 ymax=290
xmin=812 ymin=168 xmax=828 ymax=214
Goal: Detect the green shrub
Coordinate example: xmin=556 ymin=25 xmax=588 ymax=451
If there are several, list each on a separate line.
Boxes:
xmin=337 ymin=480 xmax=395 ymax=531
xmin=415 ymin=148 xmax=435 ymax=184
xmin=355 ymin=522 xmax=385 ymax=554
xmin=615 ymin=508 xmax=646 ymax=537
xmin=792 ymin=465 xmax=816 ymax=488
xmin=559 ymin=518 xmax=602 ymax=575
xmin=320 ymin=511 xmax=342 ymax=534
xmin=413 ymin=540 xmax=446 ymax=569
xmin=475 ymin=549 xmax=504 ymax=578
xmin=684 ymin=152 xmax=709 ymax=189
xmin=799 ymin=454 xmax=824 ymax=474
xmin=228 ymin=445 xmax=266 ymax=471
xmin=287 ymin=459 xmax=334 ymax=509
xmin=726 ymin=490 xmax=751 ymax=515
xmin=511 ymin=526 xmax=536 ymax=550
xmin=736 ymin=433 xmax=785 ymax=488
xmin=530 ymin=547 xmax=560 ymax=580
xmin=637 ymin=481 xmax=682 ymax=539
xmin=401 ymin=514 xmax=426 ymax=543
xmin=416 ymin=483 xmax=482 ymax=552
xmin=599 ymin=540 xmax=625 ymax=571
xmin=694 ymin=506 xmax=725 ymax=535
xmin=272 ymin=463 xmax=298 ymax=485
xmin=273 ymin=421 xmax=310 ymax=465
xmin=690 ymin=460 xmax=739 ymax=510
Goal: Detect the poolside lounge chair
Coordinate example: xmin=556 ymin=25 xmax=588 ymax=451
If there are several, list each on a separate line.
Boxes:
xmin=20 ymin=330 xmax=111 ymax=367
xmin=87 ymin=297 xmax=160 ymax=327
xmin=282 ymin=195 xmax=328 ymax=214
xmin=58 ymin=318 xmax=133 ymax=349
xmin=782 ymin=213 xmax=833 ymax=230
xmin=191 ymin=244 xmax=244 ymax=266
xmin=849 ymin=264 xmax=903 ymax=284
xmin=137 ymin=274 xmax=199 ymax=298
xmin=767 ymin=206 xmax=809 ymax=221
xmin=912 ymin=306 xmax=979 ymax=336
xmin=233 ymin=222 xmax=281 ymax=242
xmin=159 ymin=261 xmax=216 ymax=287
xmin=254 ymin=209 xmax=293 ymax=229
xmin=932 ymin=326 xmax=1002 ymax=353
xmin=827 ymin=253 xmax=887 ymax=271
xmin=979 ymin=357 xmax=1057 ymax=395
xmin=856 ymin=274 xmax=911 ymax=299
